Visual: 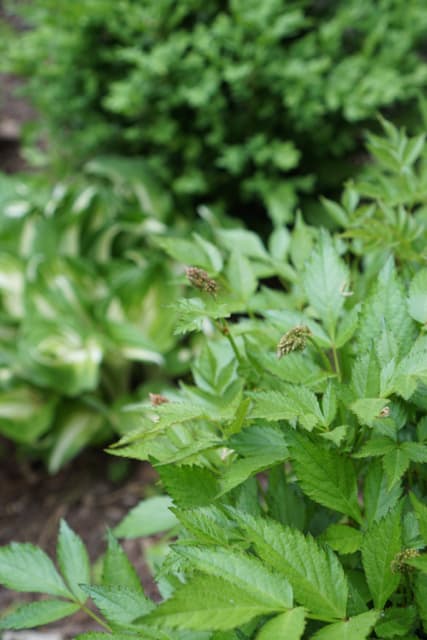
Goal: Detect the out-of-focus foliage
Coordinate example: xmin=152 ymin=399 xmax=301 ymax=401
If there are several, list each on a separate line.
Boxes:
xmin=0 ymin=157 xmax=189 ymax=471
xmin=3 ymin=0 xmax=427 ymax=222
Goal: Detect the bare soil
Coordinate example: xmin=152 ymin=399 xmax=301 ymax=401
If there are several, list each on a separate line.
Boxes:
xmin=0 ymin=440 xmax=160 ymax=638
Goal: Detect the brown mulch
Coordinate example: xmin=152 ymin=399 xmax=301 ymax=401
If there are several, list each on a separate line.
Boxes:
xmin=0 ymin=440 xmax=160 ymax=638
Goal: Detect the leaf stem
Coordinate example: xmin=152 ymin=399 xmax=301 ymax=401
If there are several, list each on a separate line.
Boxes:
xmin=217 ymin=318 xmax=244 ymax=364
xmin=332 ymin=343 xmax=342 ymax=382
xmin=79 ymin=604 xmax=112 ymax=632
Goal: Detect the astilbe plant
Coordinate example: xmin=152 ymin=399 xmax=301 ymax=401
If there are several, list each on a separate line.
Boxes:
xmin=1 ymin=123 xmax=427 ymax=638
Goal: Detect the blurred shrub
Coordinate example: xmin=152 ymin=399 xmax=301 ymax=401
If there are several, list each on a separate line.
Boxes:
xmin=3 ymin=0 xmax=427 ymax=223
xmin=0 ymin=158 xmax=189 ymax=471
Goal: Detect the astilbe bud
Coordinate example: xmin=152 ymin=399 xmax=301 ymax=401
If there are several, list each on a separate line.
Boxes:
xmin=277 ymin=325 xmax=311 ymax=359
xmin=185 ymin=266 xmax=218 ymax=295
xmin=391 ymin=548 xmax=420 ymax=574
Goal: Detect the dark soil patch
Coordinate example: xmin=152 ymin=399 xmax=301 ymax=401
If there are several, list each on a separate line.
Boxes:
xmin=0 ymin=440 xmax=160 ymax=638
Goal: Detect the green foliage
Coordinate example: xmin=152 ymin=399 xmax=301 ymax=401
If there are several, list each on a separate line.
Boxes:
xmin=3 ymin=1 xmax=427 ymax=222
xmin=0 ymin=161 xmax=187 ymax=468
xmin=3 ymin=123 xmax=427 ymax=638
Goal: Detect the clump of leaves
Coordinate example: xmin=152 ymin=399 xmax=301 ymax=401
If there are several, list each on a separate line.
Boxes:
xmin=2 ymin=123 xmax=427 ymax=638
xmin=0 ymin=159 xmax=186 ymax=471
xmin=3 ymin=0 xmax=427 ymax=222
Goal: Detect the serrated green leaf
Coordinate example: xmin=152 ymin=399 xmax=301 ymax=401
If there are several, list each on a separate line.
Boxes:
xmin=114 ymin=496 xmax=178 ymax=539
xmin=232 ymin=511 xmax=347 ymax=620
xmin=363 ymin=461 xmax=402 ymax=525
xmin=374 ymin=605 xmax=416 ymax=638
xmin=193 ymin=233 xmax=223 ymax=273
xmin=256 ymin=607 xmax=306 ymax=639
xmin=322 ymin=524 xmax=363 ymax=554
xmin=350 ymin=398 xmax=388 ymax=427
xmin=142 ymin=574 xmax=286 ymax=630
xmin=0 ymin=543 xmax=71 ymax=598
xmin=311 ymin=610 xmax=379 ymax=639
xmin=404 ymin=554 xmax=427 ymax=572
xmin=352 ymin=351 xmax=381 ymax=398
xmin=357 ymin=259 xmax=415 ymax=358
xmin=321 ymin=382 xmax=337 ymax=427
xmin=410 ymin=493 xmax=427 ymax=544
xmin=382 ymin=448 xmax=410 ymax=489
xmin=102 ymin=531 xmax=143 ymax=594
xmin=361 ymin=503 xmax=402 ymax=608
xmin=57 ymin=519 xmax=91 ymax=602
xmin=174 ymin=506 xmax=238 ymax=547
xmin=354 ymin=437 xmax=396 ymax=458
xmin=176 ymin=546 xmax=293 ymax=610
xmin=218 ymin=452 xmax=289 ymax=495
xmin=229 ymin=424 xmax=289 ymax=458
xmin=288 ymin=432 xmax=362 ymax=523
xmin=303 ymin=229 xmax=349 ymax=336
xmin=226 ymin=251 xmax=257 ymax=301
xmin=403 ymin=442 xmax=427 ymax=463
xmin=336 ymin=303 xmax=360 ymax=348
xmin=408 ymin=268 xmax=427 ymax=324
xmin=320 ymin=197 xmax=349 ymax=227
xmin=389 ymin=336 xmax=427 ymax=396
xmin=82 ymin=584 xmax=154 ymax=627
xmin=0 ymin=599 xmax=80 ymax=630
xmin=249 ymin=387 xmax=323 ymax=430
xmin=157 ymin=465 xmax=219 ymax=508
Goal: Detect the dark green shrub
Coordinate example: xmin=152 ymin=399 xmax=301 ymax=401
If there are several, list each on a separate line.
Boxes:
xmin=4 ymin=0 xmax=427 ymax=222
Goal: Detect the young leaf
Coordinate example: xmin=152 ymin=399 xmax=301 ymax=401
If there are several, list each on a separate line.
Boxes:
xmin=175 ymin=546 xmax=293 ymax=610
xmin=219 ymin=449 xmax=289 ymax=495
xmin=322 ymin=524 xmax=363 ymax=555
xmin=303 ymin=229 xmax=349 ymax=336
xmin=363 ymin=461 xmax=402 ymax=525
xmin=249 ymin=387 xmax=323 ymax=430
xmin=156 ymin=465 xmax=219 ymax=508
xmin=0 ymin=543 xmax=71 ymax=598
xmin=226 ymin=251 xmax=257 ymax=301
xmin=350 ymin=398 xmax=389 ymax=427
xmin=311 ymin=610 xmax=378 ymax=639
xmin=0 ymin=600 xmax=80 ymax=630
xmin=361 ymin=502 xmax=402 ymax=608
xmin=57 ymin=519 xmax=91 ymax=602
xmin=232 ymin=511 xmax=348 ymax=620
xmin=114 ymin=496 xmax=178 ymax=539
xmin=102 ymin=531 xmax=143 ymax=594
xmin=174 ymin=506 xmax=238 ymax=547
xmin=82 ymin=584 xmax=154 ymax=627
xmin=288 ymin=432 xmax=362 ymax=523
xmin=382 ymin=448 xmax=410 ymax=489
xmin=141 ymin=574 xmax=287 ymax=630
xmin=256 ymin=607 xmax=306 ymax=640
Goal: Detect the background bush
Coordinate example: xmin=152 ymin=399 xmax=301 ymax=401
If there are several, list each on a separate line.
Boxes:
xmin=4 ymin=0 xmax=427 ymax=223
